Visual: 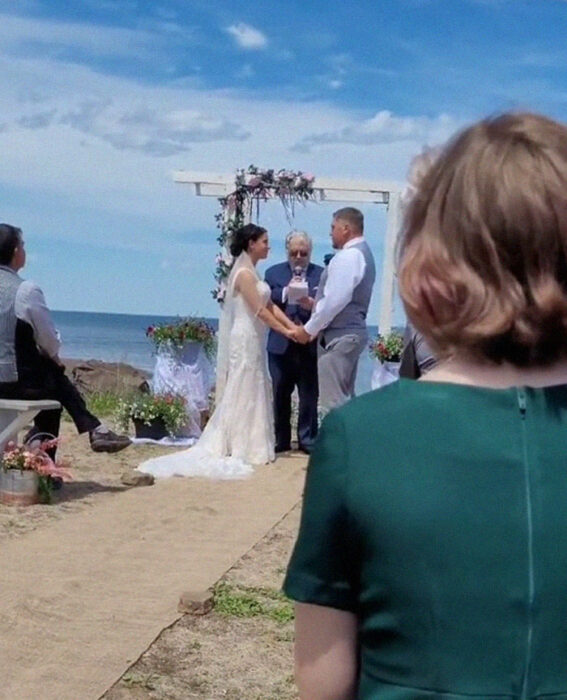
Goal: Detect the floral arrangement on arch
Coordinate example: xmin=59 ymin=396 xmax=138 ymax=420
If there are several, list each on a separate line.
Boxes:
xmin=2 ymin=438 xmax=71 ymax=503
xmin=114 ymin=393 xmax=189 ymax=437
xmin=213 ymin=165 xmax=317 ymax=303
xmin=369 ymin=332 xmax=404 ymax=364
xmin=146 ymin=317 xmax=216 ymax=360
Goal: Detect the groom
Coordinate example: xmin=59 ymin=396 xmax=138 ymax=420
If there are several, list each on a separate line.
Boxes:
xmin=295 ymin=208 xmax=376 ymax=413
xmin=265 ymin=231 xmax=323 ymax=454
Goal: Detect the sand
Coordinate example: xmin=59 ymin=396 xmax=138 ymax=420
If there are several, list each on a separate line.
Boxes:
xmin=0 ymin=422 xmax=307 ymax=700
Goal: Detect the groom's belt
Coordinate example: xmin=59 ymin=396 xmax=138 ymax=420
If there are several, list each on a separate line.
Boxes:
xmin=322 ymin=326 xmax=367 ymax=342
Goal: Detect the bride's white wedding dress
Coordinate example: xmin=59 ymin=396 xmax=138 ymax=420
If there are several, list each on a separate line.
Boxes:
xmin=137 ymin=253 xmax=275 ymax=479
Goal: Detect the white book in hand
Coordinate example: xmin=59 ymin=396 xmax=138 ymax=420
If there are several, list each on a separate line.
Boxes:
xmin=287 ymin=279 xmax=309 ymax=303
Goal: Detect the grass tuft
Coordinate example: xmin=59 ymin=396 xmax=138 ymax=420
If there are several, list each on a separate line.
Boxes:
xmin=213 ymin=582 xmax=294 ymax=623
xmin=86 ymin=391 xmax=125 ymax=418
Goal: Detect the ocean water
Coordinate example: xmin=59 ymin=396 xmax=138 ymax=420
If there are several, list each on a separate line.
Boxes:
xmin=52 ymin=310 xmax=381 ymax=395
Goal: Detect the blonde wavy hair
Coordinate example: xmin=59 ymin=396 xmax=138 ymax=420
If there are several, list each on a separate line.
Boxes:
xmin=398 ymin=112 xmax=567 ymax=366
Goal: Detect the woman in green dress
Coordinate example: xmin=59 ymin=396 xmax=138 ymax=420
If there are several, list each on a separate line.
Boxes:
xmin=284 ymin=112 xmax=567 ymax=699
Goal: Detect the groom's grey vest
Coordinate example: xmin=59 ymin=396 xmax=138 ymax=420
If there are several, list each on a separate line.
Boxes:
xmin=318 ymin=239 xmax=376 ymax=337
xmin=0 ymin=267 xmax=23 ymax=382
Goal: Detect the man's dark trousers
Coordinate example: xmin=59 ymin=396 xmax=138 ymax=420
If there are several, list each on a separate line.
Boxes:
xmin=268 ymin=343 xmax=318 ymax=451
xmin=265 ymin=261 xmax=323 ymax=452
xmin=0 ymin=319 xmax=99 ymax=454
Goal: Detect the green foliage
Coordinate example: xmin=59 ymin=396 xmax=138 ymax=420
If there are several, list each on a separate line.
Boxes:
xmin=114 ymin=393 xmax=189 ymax=436
xmin=37 ymin=474 xmax=53 ymax=504
xmin=86 ymin=390 xmax=124 ymax=418
xmin=214 ymin=583 xmax=264 ymax=618
xmin=213 ymin=582 xmax=295 ymax=624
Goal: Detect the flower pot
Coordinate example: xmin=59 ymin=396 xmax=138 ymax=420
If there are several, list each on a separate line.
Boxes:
xmin=0 ymin=468 xmax=39 ymax=506
xmin=133 ymin=417 xmax=169 ymax=440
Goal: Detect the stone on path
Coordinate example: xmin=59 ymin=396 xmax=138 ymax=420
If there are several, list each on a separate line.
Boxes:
xmin=178 ymin=590 xmax=214 ymax=615
xmin=121 ymin=471 xmax=155 ymax=487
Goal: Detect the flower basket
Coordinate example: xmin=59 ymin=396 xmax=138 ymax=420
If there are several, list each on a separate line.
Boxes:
xmin=132 ymin=416 xmax=168 ymax=440
xmin=0 ymin=468 xmax=39 ymax=506
xmin=1 ymin=437 xmax=71 ymax=505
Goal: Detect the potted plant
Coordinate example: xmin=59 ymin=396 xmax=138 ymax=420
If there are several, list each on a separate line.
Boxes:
xmin=0 ymin=438 xmax=71 ymax=505
xmin=146 ymin=317 xmax=216 ymax=361
xmin=114 ymin=393 xmax=189 ymax=440
xmin=369 ymin=331 xmax=404 ymax=390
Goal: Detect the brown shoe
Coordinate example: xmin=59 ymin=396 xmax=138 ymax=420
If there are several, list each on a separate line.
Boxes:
xmin=89 ymin=429 xmax=131 ymax=453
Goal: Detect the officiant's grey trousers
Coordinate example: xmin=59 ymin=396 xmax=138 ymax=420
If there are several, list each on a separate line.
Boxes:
xmin=317 ymin=329 xmax=367 ymax=415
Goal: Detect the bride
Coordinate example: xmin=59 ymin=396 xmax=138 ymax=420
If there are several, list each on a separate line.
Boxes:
xmin=138 ymin=224 xmax=299 ymax=479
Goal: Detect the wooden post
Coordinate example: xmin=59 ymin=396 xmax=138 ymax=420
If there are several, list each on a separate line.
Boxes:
xmin=378 ymin=191 xmax=402 ymax=334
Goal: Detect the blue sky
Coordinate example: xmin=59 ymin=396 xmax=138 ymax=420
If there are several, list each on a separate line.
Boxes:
xmin=1 ymin=0 xmax=567 ymax=323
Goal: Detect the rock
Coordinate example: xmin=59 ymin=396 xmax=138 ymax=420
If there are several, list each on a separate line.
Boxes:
xmin=120 ymin=471 xmax=155 ymax=487
xmin=178 ymin=590 xmax=214 ymax=615
xmin=63 ymin=359 xmax=150 ymax=395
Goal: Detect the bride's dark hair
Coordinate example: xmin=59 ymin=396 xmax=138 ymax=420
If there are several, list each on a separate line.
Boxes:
xmin=230 ymin=224 xmax=267 ymax=257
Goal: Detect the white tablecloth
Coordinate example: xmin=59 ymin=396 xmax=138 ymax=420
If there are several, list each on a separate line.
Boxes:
xmin=151 ymin=342 xmax=215 ymax=439
xmin=371 ymin=360 xmax=401 ymax=390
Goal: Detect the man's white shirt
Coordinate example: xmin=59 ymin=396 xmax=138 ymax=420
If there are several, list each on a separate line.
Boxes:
xmin=15 ymin=281 xmax=61 ymax=359
xmin=304 ymin=236 xmax=366 ymax=338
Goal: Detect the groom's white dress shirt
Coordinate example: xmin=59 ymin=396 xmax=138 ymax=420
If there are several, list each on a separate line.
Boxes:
xmin=304 ymin=236 xmax=367 ymax=338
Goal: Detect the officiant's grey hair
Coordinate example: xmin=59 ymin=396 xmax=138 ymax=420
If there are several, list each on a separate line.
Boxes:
xmin=285 ymin=230 xmax=312 ymax=250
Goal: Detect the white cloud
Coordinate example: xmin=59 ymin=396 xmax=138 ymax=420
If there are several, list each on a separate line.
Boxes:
xmin=58 ymin=101 xmax=250 ymax=156
xmin=0 ymin=11 xmax=195 ymax=66
xmin=17 ymin=109 xmax=57 ymax=129
xmin=0 ymin=16 xmax=466 ymax=318
xmin=225 ymin=22 xmax=268 ymax=50
xmin=293 ymin=110 xmax=460 ymax=152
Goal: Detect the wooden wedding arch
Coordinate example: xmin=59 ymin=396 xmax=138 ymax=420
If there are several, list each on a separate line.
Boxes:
xmin=173 ymin=170 xmax=404 ymax=334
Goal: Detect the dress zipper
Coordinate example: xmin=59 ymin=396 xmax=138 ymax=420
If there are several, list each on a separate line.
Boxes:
xmin=517 ymin=388 xmax=534 ymax=700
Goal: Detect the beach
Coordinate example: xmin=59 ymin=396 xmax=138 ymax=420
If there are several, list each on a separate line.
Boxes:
xmin=0 ymin=311 xmax=381 ymax=699
xmin=0 ymin=419 xmax=307 ymax=699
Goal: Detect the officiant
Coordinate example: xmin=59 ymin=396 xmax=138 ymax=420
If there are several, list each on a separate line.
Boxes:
xmin=265 ymin=231 xmax=323 ymax=454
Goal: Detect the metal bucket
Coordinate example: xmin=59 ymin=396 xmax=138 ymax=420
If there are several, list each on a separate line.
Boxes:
xmin=0 ymin=468 xmax=39 ymax=506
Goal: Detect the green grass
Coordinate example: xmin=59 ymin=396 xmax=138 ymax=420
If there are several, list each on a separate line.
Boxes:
xmin=86 ymin=390 xmax=126 ymax=418
xmin=62 ymin=389 xmax=130 ymax=424
xmin=213 ymin=582 xmax=294 ymax=624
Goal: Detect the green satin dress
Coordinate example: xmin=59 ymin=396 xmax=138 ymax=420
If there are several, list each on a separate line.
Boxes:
xmin=284 ymin=379 xmax=567 ymax=699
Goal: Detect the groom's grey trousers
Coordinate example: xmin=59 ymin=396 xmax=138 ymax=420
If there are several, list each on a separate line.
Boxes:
xmin=317 ymin=327 xmax=368 ymax=415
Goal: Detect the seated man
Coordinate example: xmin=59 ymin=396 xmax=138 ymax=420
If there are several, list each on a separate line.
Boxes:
xmin=0 ymin=223 xmax=130 ymax=454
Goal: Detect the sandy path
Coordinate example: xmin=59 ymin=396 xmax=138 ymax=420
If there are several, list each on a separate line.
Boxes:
xmin=0 ymin=453 xmax=306 ymax=700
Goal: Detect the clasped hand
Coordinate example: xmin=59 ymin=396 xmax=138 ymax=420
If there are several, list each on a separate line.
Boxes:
xmin=288 ymin=324 xmax=312 ymax=344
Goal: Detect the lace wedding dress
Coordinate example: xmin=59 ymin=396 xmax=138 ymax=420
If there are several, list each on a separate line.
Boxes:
xmin=137 ymin=252 xmax=275 ymax=479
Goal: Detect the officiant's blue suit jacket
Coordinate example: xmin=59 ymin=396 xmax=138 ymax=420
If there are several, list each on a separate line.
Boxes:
xmin=265 ymin=261 xmax=323 ymax=355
